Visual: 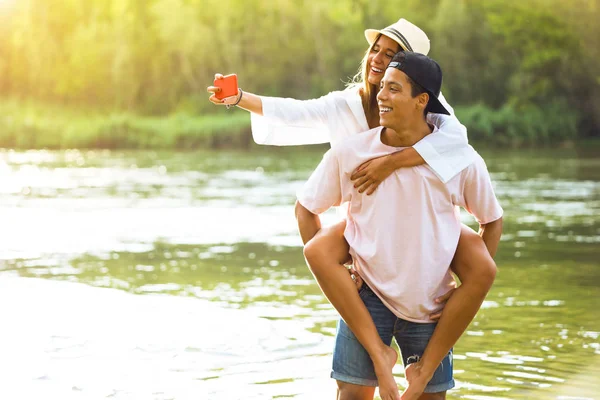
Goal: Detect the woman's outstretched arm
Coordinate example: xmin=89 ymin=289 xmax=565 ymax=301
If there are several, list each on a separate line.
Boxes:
xmin=207 ymin=73 xmax=342 ymax=146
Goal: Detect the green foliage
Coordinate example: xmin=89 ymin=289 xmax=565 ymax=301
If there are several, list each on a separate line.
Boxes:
xmin=0 ymin=0 xmax=598 ymax=147
xmin=455 ymin=101 xmax=580 ymax=146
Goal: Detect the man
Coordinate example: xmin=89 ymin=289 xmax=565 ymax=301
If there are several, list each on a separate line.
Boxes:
xmin=295 ymin=52 xmax=503 ymax=400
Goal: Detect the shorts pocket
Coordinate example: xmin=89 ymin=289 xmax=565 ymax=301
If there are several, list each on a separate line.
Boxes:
xmin=358 ymin=282 xmax=375 ymax=299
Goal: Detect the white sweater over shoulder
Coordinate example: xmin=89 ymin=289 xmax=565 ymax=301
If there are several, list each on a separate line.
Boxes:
xmin=251 ymin=87 xmax=475 ymax=182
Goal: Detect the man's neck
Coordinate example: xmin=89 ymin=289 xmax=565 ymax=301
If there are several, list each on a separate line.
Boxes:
xmin=381 ymin=121 xmax=433 ymax=147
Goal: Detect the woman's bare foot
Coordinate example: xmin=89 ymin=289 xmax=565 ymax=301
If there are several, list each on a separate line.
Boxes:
xmin=401 ymin=360 xmax=431 ymax=400
xmin=373 ymin=345 xmax=400 ymax=400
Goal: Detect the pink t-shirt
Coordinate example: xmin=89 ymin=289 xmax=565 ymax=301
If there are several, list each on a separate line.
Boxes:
xmin=297 ymin=127 xmax=503 ymax=323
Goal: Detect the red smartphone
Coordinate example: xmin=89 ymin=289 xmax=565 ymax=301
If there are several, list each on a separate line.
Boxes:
xmin=214 ymin=74 xmax=238 ymax=100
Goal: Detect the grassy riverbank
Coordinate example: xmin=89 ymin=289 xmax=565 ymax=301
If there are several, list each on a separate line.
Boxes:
xmin=0 ymin=101 xmax=251 ymax=150
xmin=0 ymin=100 xmax=588 ymax=149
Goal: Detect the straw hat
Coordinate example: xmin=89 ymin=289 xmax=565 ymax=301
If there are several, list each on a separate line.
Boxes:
xmin=365 ymin=18 xmax=430 ymax=55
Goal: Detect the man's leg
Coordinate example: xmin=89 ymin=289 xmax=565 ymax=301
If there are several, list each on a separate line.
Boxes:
xmin=337 ymin=382 xmax=376 ymax=400
xmin=417 ymin=393 xmax=446 ymax=400
xmin=337 ymin=385 xmax=445 ymax=400
xmin=330 ymin=283 xmax=398 ymax=400
xmin=394 ymin=319 xmax=454 ymax=400
xmin=402 ymin=224 xmax=496 ymax=399
xmin=304 ymin=220 xmax=400 ymax=400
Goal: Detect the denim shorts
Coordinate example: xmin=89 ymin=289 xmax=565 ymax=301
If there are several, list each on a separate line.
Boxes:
xmin=331 ymin=284 xmax=455 ymax=393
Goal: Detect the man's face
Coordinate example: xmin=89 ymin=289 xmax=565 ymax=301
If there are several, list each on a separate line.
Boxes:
xmin=377 ymin=68 xmax=427 ymax=129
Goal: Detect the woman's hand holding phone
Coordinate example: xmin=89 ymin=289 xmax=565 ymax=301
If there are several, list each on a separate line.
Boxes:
xmin=207 ymin=73 xmax=240 ymax=106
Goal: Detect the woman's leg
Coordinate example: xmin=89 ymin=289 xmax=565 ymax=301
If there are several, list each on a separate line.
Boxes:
xmin=303 ymin=220 xmax=400 ymax=400
xmin=402 ymin=224 xmax=497 ymax=399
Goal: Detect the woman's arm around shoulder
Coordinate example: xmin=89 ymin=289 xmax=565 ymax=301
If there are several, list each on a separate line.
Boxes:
xmin=416 ymin=92 xmax=472 ymax=182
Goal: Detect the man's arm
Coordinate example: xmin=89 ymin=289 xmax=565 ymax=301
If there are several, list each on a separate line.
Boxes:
xmin=479 ymin=217 xmax=503 ymax=258
xmin=462 ymin=155 xmax=504 ymax=255
xmin=295 ymin=148 xmax=343 ymax=242
xmin=295 ymin=201 xmax=322 ymax=245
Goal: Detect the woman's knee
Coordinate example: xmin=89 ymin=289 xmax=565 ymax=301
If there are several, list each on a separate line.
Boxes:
xmin=453 ymin=225 xmax=497 ymax=288
xmin=303 ymin=221 xmax=349 ymax=267
xmin=302 ymin=237 xmax=326 ymax=266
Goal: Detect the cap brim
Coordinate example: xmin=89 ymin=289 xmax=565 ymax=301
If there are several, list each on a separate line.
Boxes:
xmin=427 ymin=94 xmax=451 ymax=115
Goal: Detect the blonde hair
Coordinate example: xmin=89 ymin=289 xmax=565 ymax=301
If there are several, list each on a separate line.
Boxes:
xmin=347 ymin=34 xmax=382 ymax=116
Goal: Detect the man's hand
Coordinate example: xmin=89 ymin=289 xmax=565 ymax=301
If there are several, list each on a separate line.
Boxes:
xmin=348 ymin=267 xmax=363 ymax=291
xmin=351 ymin=154 xmax=395 ymax=195
xmin=429 ymin=282 xmax=457 ymax=321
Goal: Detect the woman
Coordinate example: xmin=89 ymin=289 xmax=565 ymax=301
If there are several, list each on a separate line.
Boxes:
xmin=207 ymin=19 xmax=497 ymax=400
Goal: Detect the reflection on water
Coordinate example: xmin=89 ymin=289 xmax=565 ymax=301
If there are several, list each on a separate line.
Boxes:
xmin=0 ymin=146 xmax=599 ymax=399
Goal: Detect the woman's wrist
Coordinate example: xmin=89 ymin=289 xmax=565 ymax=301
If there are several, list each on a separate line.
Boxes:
xmin=386 ymin=151 xmax=405 ymax=171
xmin=389 ymin=148 xmax=425 ymax=170
xmin=226 ymin=89 xmax=243 ymax=109
xmin=235 ymin=91 xmax=263 ymax=115
xmin=233 ymin=89 xmax=243 ymax=106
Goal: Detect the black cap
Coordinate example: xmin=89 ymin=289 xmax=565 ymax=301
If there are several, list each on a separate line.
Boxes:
xmin=387 ymin=52 xmax=450 ymax=115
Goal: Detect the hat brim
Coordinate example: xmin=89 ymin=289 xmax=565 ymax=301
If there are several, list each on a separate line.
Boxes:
xmin=364 ymin=29 xmax=409 ymax=51
xmin=426 ymin=93 xmax=451 ymax=115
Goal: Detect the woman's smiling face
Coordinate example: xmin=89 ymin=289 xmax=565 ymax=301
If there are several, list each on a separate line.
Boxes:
xmin=367 ymin=35 xmax=401 ymax=86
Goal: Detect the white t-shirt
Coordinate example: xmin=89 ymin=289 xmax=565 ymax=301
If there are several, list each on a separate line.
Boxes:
xmin=297 ymin=127 xmax=503 ymax=323
xmin=251 ymin=87 xmax=476 ymax=182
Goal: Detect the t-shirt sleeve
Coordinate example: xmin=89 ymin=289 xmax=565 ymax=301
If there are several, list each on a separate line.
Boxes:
xmin=296 ymin=149 xmax=343 ymax=214
xmin=461 ymin=155 xmax=504 ymax=225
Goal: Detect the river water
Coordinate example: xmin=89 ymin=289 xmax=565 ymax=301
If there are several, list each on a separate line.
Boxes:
xmin=0 ymin=146 xmax=598 ymax=399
